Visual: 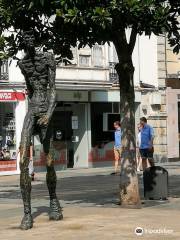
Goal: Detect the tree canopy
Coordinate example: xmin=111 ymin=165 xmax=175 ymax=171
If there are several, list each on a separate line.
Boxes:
xmin=0 ymin=0 xmax=179 ymax=61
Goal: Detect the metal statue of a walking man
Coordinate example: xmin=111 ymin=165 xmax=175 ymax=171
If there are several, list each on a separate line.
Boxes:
xmin=18 ymin=31 xmax=63 ymax=230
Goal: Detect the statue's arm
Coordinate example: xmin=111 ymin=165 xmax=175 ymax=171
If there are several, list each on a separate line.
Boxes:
xmin=47 ymin=53 xmax=56 ymax=118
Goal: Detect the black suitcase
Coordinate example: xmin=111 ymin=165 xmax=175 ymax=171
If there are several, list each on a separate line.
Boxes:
xmin=143 ymin=166 xmax=168 ymax=200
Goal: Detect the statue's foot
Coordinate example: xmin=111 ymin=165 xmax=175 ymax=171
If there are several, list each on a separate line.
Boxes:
xmin=49 ymin=198 xmax=63 ymax=221
xmin=20 ymin=213 xmax=33 ymax=230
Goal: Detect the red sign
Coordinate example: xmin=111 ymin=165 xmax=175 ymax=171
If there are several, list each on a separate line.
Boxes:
xmin=0 ymin=92 xmax=25 ymax=101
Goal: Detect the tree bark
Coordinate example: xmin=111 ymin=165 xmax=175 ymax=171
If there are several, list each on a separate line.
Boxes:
xmin=113 ymin=32 xmax=141 ymax=207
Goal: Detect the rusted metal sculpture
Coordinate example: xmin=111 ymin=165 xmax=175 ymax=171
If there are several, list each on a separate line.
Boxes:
xmin=18 ymin=31 xmax=63 ymax=230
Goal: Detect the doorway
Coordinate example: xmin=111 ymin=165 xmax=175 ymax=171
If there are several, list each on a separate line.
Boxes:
xmin=52 ymin=102 xmax=88 ymax=168
xmin=52 ymin=105 xmax=73 ymax=168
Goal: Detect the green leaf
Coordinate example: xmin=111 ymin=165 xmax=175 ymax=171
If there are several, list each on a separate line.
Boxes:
xmin=56 ymin=9 xmax=63 ymax=17
xmin=28 ymin=1 xmax=34 ymax=9
xmin=173 ymin=45 xmax=179 ymax=54
xmin=40 ymin=0 xmax=45 ymax=6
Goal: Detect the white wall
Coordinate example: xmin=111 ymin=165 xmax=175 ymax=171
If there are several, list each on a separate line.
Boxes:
xmin=9 ymin=45 xmax=110 ymax=83
xmin=109 ymin=34 xmax=158 ymax=87
xmin=8 ymin=36 xmax=158 ymax=87
xmin=56 ymin=67 xmax=109 ymax=81
xmin=15 ymin=100 xmax=26 ymax=172
xmin=134 ymin=34 xmax=158 ymax=87
xmin=8 ymin=51 xmax=24 ymax=82
xmin=56 ymin=44 xmax=110 ymax=81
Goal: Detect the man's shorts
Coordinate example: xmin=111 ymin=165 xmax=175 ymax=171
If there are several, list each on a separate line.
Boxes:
xmin=139 ymin=148 xmax=154 ymax=160
xmin=114 ymin=147 xmax=122 ymax=157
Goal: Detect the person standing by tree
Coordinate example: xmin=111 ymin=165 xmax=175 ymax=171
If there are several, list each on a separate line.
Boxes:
xmin=136 ymin=123 xmax=142 ymax=172
xmin=139 ymin=117 xmax=155 ymax=171
xmin=112 ymin=121 xmax=122 ymax=175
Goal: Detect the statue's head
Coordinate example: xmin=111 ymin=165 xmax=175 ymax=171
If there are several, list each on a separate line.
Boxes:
xmin=21 ymin=30 xmax=35 ymax=51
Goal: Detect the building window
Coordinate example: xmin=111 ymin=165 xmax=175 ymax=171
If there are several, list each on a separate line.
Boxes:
xmin=91 ymin=102 xmax=121 ymax=147
xmin=93 ymin=45 xmax=103 ymax=67
xmin=79 ymin=55 xmax=90 ymax=67
xmin=109 ymin=62 xmax=118 ymax=82
xmin=0 ymin=60 xmax=9 ymax=80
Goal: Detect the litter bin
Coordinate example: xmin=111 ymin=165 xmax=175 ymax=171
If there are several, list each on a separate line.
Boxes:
xmin=143 ymin=166 xmax=168 ymax=200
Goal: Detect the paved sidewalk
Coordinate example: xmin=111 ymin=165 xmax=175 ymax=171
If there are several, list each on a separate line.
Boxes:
xmin=0 ymin=164 xmax=180 ymax=240
xmin=0 ymin=205 xmax=180 ymax=240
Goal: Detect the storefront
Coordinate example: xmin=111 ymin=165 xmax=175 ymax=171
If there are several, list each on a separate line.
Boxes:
xmin=88 ymin=90 xmax=141 ymax=167
xmin=0 ymin=91 xmax=26 ymax=175
xmin=33 ymin=90 xmax=91 ymax=171
xmin=32 ymin=89 xmax=141 ymax=170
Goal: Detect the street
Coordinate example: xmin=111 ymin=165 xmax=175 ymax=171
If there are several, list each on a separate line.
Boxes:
xmin=0 ymin=164 xmax=180 ymax=239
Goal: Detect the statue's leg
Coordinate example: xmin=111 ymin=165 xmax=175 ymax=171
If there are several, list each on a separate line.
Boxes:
xmin=42 ymin=129 xmax=63 ymax=221
xmin=19 ymin=111 xmax=34 ymax=230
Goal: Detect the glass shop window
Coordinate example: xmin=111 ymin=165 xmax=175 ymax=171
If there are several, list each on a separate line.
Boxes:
xmin=91 ymin=102 xmax=121 ymax=148
xmin=0 ymin=102 xmax=17 ymax=162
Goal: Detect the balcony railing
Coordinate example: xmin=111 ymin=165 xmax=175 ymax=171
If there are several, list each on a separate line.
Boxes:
xmin=0 ymin=60 xmax=9 ymax=81
xmin=109 ymin=62 xmax=118 ymax=82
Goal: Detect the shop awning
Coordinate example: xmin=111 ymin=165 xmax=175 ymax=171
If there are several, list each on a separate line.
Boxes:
xmin=0 ymin=91 xmax=25 ymax=102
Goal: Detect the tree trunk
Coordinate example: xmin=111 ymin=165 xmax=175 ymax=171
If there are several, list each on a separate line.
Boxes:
xmin=115 ymin=50 xmax=141 ymax=208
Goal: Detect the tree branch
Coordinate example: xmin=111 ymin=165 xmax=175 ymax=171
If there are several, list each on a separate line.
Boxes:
xmin=112 ymin=28 xmax=129 ymax=57
xmin=129 ymin=26 xmax=137 ymax=54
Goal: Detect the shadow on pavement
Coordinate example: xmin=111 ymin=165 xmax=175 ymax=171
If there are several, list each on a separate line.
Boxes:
xmin=0 ymin=174 xmax=180 ymax=209
xmin=32 ymin=206 xmax=49 ymax=219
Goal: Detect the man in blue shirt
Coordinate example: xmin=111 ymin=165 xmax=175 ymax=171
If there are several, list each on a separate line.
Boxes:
xmin=112 ymin=121 xmax=122 ymax=175
xmin=139 ymin=117 xmax=155 ymax=171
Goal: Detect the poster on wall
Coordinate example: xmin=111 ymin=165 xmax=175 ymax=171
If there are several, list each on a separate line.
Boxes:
xmin=72 ymin=116 xmax=78 ymax=130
